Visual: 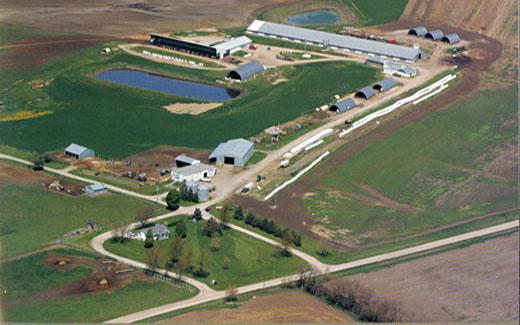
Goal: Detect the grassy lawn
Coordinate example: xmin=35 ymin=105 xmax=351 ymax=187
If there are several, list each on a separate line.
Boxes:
xmin=104 ymin=216 xmax=309 ymax=290
xmin=1 ymin=248 xmax=196 ymax=323
xmin=246 ymin=151 xmax=267 ymax=166
xmin=304 ymin=86 xmax=518 ymax=247
xmin=345 ymin=0 xmax=409 ymax=26
xmin=0 ymin=163 xmax=163 ymax=259
xmin=0 ymin=43 xmax=378 ymax=158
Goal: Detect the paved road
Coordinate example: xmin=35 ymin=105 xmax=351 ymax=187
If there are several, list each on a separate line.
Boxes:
xmin=107 ymin=220 xmax=519 ymax=323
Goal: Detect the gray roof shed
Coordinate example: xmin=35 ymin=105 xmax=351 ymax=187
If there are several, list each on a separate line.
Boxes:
xmin=64 ymin=143 xmax=95 ymax=159
xmin=227 ymin=61 xmax=264 ymax=81
xmin=373 ymin=77 xmax=398 ymax=92
xmin=329 ymin=98 xmax=357 ymax=113
xmin=425 ymin=29 xmax=444 ymax=41
xmin=441 ymin=33 xmax=460 ymax=44
xmin=408 ymin=26 xmax=428 ymax=37
xmin=355 ymin=86 xmax=376 ymax=99
xmin=209 ymin=138 xmax=254 ymax=167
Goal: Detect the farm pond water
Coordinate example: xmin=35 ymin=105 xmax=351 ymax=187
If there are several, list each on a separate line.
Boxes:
xmin=94 ymin=69 xmax=239 ymax=101
xmin=285 ymin=10 xmax=340 ymax=26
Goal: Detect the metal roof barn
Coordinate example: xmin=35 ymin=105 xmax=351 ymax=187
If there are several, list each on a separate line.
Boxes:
xmin=441 ymin=33 xmax=461 ymax=44
xmin=175 ymin=154 xmax=201 ymax=167
xmin=408 ymin=26 xmax=428 ymax=37
xmin=425 ymin=29 xmax=444 ymax=41
xmin=209 ymin=138 xmax=254 ymax=167
xmin=84 ymin=183 xmax=107 ymax=196
xmin=355 ymin=86 xmax=376 ymax=99
xmin=366 ymin=56 xmax=386 ymax=65
xmin=227 ymin=61 xmax=265 ymax=81
xmin=64 ymin=143 xmax=95 ymax=160
xmin=247 ymin=20 xmax=422 ymax=61
xmin=213 ymin=36 xmax=252 ymax=57
xmin=373 ymin=77 xmax=398 ymax=92
xmin=171 ymin=163 xmax=216 ymax=182
xmin=329 ymin=98 xmax=357 ymax=113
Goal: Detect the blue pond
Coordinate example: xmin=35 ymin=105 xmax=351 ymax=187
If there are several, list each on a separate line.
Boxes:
xmin=94 ymin=69 xmax=239 ymax=101
xmin=285 ymin=10 xmax=340 ymax=25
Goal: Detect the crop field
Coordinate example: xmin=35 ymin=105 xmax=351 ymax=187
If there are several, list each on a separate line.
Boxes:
xmin=0 ymin=160 xmax=161 ymax=259
xmin=104 ymin=216 xmax=309 ymax=290
xmin=304 ymin=86 xmax=518 ymax=248
xmin=0 ymin=43 xmax=378 ymax=158
xmin=1 ymin=248 xmax=196 ymax=322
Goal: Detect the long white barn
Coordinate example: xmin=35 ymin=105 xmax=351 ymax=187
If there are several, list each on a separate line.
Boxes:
xmin=247 ymin=20 xmax=422 ymax=62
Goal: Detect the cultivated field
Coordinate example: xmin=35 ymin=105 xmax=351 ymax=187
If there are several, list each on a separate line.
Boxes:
xmin=0 ymin=160 xmax=160 ymax=258
xmin=346 ymin=233 xmax=519 ymax=321
xmin=1 ymin=248 xmax=196 ymax=322
xmin=104 ymin=216 xmax=309 ymax=290
xmin=162 ymin=291 xmax=354 ymax=323
xmin=0 ymin=45 xmax=378 ymax=157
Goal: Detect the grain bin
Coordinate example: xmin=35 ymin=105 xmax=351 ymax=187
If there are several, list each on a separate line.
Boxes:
xmin=197 ymin=185 xmax=210 ymax=201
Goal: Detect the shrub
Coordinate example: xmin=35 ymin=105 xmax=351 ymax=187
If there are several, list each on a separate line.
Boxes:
xmin=233 ymin=207 xmax=244 ymax=220
xmin=202 ymin=218 xmax=222 ymax=237
xmin=166 ymin=189 xmax=180 ymax=210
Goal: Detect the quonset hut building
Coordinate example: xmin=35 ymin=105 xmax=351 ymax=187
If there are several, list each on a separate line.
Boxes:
xmin=209 ymin=138 xmax=254 ymax=167
xmin=247 ymin=20 xmax=422 ymax=61
xmin=329 ymin=98 xmax=357 ymax=114
xmin=227 ymin=61 xmax=265 ymax=81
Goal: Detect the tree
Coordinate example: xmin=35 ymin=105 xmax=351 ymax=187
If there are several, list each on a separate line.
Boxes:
xmin=317 ymin=241 xmax=330 ymax=257
xmin=224 ymin=287 xmax=238 ymax=302
xmin=218 ymin=204 xmax=229 ymax=226
xmin=280 ymin=229 xmax=293 ymax=257
xmin=291 ymin=230 xmax=302 ymax=247
xmin=175 ymin=219 xmax=187 ymax=238
xmin=146 ymin=246 xmax=161 ymax=272
xmin=192 ymin=208 xmax=203 ymax=221
xmin=233 ymin=207 xmax=244 ymax=221
xmin=210 ymin=235 xmax=220 ymax=252
xmin=202 ymin=218 xmax=222 ymax=237
xmin=222 ymin=257 xmax=231 ymax=269
xmin=113 ymin=223 xmax=128 ymax=243
xmin=136 ymin=206 xmax=155 ymax=227
xmin=31 ymin=154 xmax=44 ymax=171
xmin=245 ymin=213 xmax=256 ymax=225
xmin=168 ymin=235 xmax=183 ymax=265
xmin=166 ymin=189 xmax=180 ymax=210
xmin=42 ymin=152 xmax=53 ymax=163
xmin=144 ymin=228 xmax=154 ymax=248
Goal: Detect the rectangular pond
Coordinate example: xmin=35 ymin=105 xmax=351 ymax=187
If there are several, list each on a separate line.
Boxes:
xmin=94 ymin=69 xmax=239 ymax=101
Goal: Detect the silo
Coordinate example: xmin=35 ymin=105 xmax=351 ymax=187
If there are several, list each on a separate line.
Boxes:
xmin=197 ymin=185 xmax=210 ymax=202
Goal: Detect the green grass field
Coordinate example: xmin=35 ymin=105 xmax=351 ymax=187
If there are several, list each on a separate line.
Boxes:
xmin=345 ymin=0 xmax=408 ymax=26
xmin=104 ymin=216 xmax=309 ymax=290
xmin=304 ymin=86 xmax=518 ymax=247
xmin=1 ymin=248 xmax=196 ymax=323
xmin=0 ymin=162 xmax=162 ymax=258
xmin=0 ymin=43 xmax=378 ymax=158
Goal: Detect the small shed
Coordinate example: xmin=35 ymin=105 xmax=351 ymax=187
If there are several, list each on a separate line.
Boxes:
xmin=84 ymin=183 xmax=108 ymax=196
xmin=209 ymin=138 xmax=254 ymax=167
xmin=355 ymin=86 xmax=376 ymax=99
xmin=171 ymin=163 xmax=216 ymax=182
xmin=227 ymin=61 xmax=265 ymax=81
xmin=175 ymin=154 xmax=201 ymax=167
xmin=131 ymin=224 xmax=171 ymax=241
xmin=425 ymin=29 xmax=444 ymax=41
xmin=408 ymin=26 xmax=428 ymax=37
xmin=64 ymin=143 xmax=95 ymax=160
xmin=329 ymin=98 xmax=357 ymax=114
xmin=373 ymin=78 xmax=398 ymax=92
xmin=441 ymin=33 xmax=461 ymax=44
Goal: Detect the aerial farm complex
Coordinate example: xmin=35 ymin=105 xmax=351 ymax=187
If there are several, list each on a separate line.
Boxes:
xmin=0 ymin=0 xmax=517 ymax=323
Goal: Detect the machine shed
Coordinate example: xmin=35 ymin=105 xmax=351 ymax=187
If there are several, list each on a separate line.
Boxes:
xmin=442 ymin=33 xmax=461 ymax=44
xmin=355 ymin=86 xmax=376 ymax=99
xmin=64 ymin=143 xmax=95 ymax=160
xmin=329 ymin=98 xmax=357 ymax=114
xmin=227 ymin=61 xmax=265 ymax=81
xmin=408 ymin=26 xmax=428 ymax=37
xmin=209 ymin=138 xmax=254 ymax=167
xmin=373 ymin=77 xmax=398 ymax=92
xmin=425 ymin=29 xmax=444 ymax=41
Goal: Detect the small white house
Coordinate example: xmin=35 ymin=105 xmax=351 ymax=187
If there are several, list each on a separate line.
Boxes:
xmin=83 ymin=183 xmax=107 ymax=196
xmin=171 ymin=163 xmax=216 ymax=183
xmin=128 ymin=224 xmax=170 ymax=241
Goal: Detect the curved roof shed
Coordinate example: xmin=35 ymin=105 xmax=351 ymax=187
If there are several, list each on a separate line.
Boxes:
xmin=408 ymin=26 xmax=428 ymax=37
xmin=329 ymin=98 xmax=357 ymax=113
xmin=227 ymin=61 xmax=264 ymax=81
xmin=441 ymin=33 xmax=460 ymax=44
xmin=373 ymin=77 xmax=397 ymax=92
xmin=355 ymin=86 xmax=376 ymax=99
xmin=425 ymin=29 xmax=444 ymax=41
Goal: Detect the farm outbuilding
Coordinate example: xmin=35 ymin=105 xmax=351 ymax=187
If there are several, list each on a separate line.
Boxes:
xmin=329 ymin=98 xmax=357 ymax=114
xmin=213 ymin=36 xmax=252 ymax=58
xmin=171 ymin=163 xmax=216 ymax=182
xmin=64 ymin=143 xmax=95 ymax=160
xmin=247 ymin=20 xmax=422 ymax=61
xmin=175 ymin=154 xmax=201 ymax=167
xmin=355 ymin=86 xmax=376 ymax=99
xmin=408 ymin=26 xmax=428 ymax=37
xmin=442 ymin=33 xmax=461 ymax=44
xmin=373 ymin=78 xmax=398 ymax=92
xmin=150 ymin=34 xmax=218 ymax=57
xmin=129 ymin=224 xmax=170 ymax=241
xmin=365 ymin=56 xmax=386 ymax=66
xmin=425 ymin=29 xmax=444 ymax=41
xmin=209 ymin=138 xmax=254 ymax=167
xmin=83 ymin=183 xmax=107 ymax=196
xmin=227 ymin=61 xmax=265 ymax=81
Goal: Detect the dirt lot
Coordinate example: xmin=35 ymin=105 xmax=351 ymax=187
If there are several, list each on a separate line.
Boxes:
xmin=347 ymin=233 xmax=519 ymax=322
xmin=5 ymin=252 xmax=152 ymax=307
xmin=163 ymin=102 xmax=223 ymax=115
xmin=162 ymin=291 xmax=354 ymax=323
